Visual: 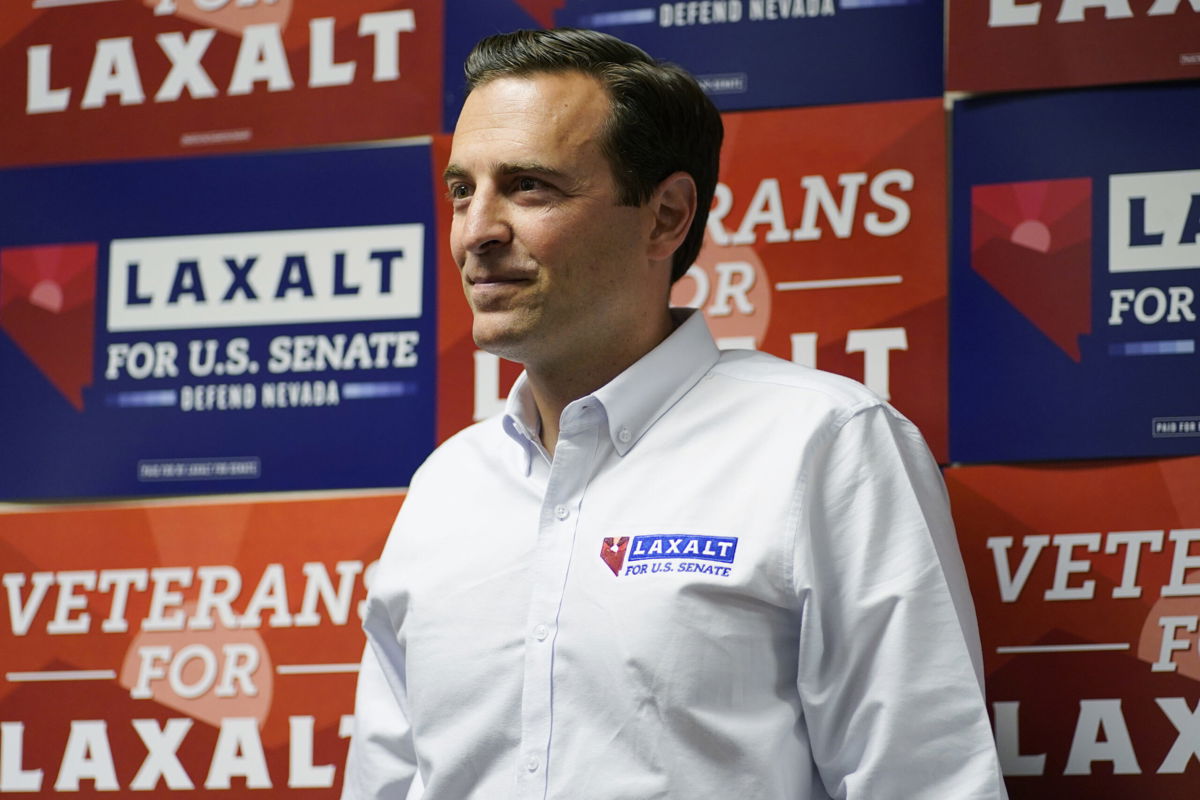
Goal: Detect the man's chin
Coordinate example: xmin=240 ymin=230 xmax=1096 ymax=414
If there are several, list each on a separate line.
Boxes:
xmin=471 ymin=322 xmax=532 ymax=364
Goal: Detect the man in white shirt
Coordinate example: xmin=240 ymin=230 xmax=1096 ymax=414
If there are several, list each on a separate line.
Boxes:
xmin=343 ymin=28 xmax=1008 ymax=799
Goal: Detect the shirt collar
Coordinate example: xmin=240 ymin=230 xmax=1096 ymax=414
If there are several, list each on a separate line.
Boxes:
xmin=502 ymin=307 xmax=720 ymax=465
xmin=593 ymin=307 xmax=719 ymax=456
xmin=502 ymin=372 xmax=543 ymax=476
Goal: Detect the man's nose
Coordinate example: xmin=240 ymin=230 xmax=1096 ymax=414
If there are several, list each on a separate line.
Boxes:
xmin=459 ymin=188 xmax=511 ymax=255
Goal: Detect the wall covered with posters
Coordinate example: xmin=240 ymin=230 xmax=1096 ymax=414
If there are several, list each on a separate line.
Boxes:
xmin=1 ymin=0 xmax=1198 ymax=796
xmin=946 ymin=1 xmax=1200 ymax=793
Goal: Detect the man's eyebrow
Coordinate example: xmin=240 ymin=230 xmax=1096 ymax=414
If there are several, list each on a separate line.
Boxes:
xmin=441 ymin=161 xmax=572 ymax=183
xmin=497 ymin=162 xmax=569 ymax=181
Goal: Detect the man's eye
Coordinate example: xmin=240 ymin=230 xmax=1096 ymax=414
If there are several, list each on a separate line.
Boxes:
xmin=517 ymin=177 xmax=542 ymax=192
xmin=448 ymin=184 xmax=470 ymax=200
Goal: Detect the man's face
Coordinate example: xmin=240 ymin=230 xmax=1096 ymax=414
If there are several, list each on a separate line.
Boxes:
xmin=444 ymin=71 xmax=660 ymax=369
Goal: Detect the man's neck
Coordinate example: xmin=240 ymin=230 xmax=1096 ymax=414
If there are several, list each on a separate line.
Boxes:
xmin=524 ymin=310 xmax=674 ymax=457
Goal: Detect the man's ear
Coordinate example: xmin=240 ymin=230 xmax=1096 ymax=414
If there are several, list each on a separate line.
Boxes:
xmin=646 ymin=171 xmax=698 ymax=262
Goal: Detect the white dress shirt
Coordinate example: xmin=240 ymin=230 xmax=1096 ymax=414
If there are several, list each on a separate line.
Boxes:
xmin=343 ymin=309 xmax=1008 ymax=799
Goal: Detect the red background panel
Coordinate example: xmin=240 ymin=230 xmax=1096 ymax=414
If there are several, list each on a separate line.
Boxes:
xmin=946 ymin=457 xmax=1200 ymax=793
xmin=948 ymin=0 xmax=1200 ymax=93
xmin=685 ymin=99 xmax=948 ymax=459
xmin=0 ymin=0 xmax=442 ymax=168
xmin=0 ymin=493 xmax=403 ymax=796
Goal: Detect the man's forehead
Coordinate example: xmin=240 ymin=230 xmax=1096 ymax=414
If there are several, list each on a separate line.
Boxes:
xmin=446 ymin=72 xmax=611 ymax=173
xmin=467 ymin=69 xmax=610 ymax=107
xmin=455 ymin=73 xmax=609 ymax=135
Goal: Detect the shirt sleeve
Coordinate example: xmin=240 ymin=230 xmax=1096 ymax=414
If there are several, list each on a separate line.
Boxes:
xmin=793 ymin=403 xmax=1008 ymax=800
xmin=341 ymin=611 xmax=419 ymax=799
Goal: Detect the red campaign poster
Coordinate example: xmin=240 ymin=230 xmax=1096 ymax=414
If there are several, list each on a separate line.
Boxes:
xmin=682 ymin=99 xmax=949 ymax=459
xmin=0 ymin=492 xmax=403 ymax=796
xmin=0 ymin=0 xmax=442 ymax=168
xmin=434 ymin=100 xmax=950 ymax=461
xmin=948 ymin=0 xmax=1200 ymax=93
xmin=946 ymin=457 xmax=1200 ymax=796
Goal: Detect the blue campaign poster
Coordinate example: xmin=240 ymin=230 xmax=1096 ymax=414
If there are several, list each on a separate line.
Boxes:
xmin=950 ymin=83 xmax=1200 ymax=463
xmin=0 ymin=143 xmax=437 ymax=500
xmin=442 ymin=0 xmax=943 ymax=127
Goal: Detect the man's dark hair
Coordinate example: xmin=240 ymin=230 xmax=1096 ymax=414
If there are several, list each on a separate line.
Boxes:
xmin=464 ymin=28 xmax=723 ymax=284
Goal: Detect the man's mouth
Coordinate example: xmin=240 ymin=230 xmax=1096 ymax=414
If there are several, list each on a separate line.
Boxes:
xmin=465 ymin=269 xmax=532 ymax=286
xmin=466 ymin=273 xmax=533 ymax=308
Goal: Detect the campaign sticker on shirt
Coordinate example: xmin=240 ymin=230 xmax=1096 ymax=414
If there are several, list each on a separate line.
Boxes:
xmin=600 ymin=534 xmax=739 ymax=578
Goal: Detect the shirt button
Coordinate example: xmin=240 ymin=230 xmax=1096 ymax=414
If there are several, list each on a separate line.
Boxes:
xmin=526 ymin=756 xmax=540 ymax=772
xmin=533 ymin=624 xmax=549 ymax=641
xmin=554 ymin=504 xmax=569 ymax=520
xmin=618 ymin=427 xmax=632 ymax=443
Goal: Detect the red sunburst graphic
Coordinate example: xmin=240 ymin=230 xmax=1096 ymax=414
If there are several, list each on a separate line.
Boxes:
xmin=0 ymin=243 xmax=97 ymax=410
xmin=600 ymin=537 xmax=630 ymax=576
xmin=971 ymin=179 xmax=1092 ymax=362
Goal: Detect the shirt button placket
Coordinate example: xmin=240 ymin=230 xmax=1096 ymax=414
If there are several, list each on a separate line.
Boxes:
xmin=515 ymin=417 xmax=594 ymax=799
